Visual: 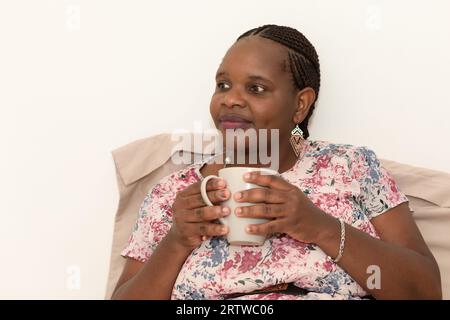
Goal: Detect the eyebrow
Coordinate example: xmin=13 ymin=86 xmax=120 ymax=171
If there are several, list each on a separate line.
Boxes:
xmin=215 ymin=71 xmax=274 ymax=85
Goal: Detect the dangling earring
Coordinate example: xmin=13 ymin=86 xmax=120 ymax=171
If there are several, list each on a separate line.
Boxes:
xmin=290 ymin=124 xmax=305 ymax=157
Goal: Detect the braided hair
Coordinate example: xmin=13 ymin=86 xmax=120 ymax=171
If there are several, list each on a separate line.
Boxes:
xmin=236 ymin=24 xmax=320 ymax=139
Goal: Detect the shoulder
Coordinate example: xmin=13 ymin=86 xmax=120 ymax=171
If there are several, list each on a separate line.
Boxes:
xmin=151 ymin=165 xmax=200 ymax=196
xmin=136 ymin=164 xmax=202 ymax=218
xmin=306 ymin=139 xmax=376 ymax=162
xmin=304 ymin=139 xmax=381 ymax=180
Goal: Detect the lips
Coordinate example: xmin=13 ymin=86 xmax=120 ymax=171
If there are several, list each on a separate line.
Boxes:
xmin=219 ymin=114 xmax=252 ymax=129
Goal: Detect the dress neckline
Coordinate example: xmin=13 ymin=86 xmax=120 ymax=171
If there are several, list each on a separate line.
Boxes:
xmin=193 ymin=140 xmax=311 ymax=181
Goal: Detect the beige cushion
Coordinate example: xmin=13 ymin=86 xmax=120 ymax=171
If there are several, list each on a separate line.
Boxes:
xmin=380 ymin=159 xmax=450 ymax=299
xmin=105 ymin=134 xmax=450 ymax=299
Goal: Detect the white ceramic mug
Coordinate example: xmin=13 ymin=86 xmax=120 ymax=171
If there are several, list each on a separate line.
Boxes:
xmin=200 ymin=167 xmax=279 ymax=246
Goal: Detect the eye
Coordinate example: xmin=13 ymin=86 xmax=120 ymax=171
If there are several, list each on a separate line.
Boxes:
xmin=249 ymin=84 xmax=266 ymax=94
xmin=216 ymin=81 xmax=230 ymax=90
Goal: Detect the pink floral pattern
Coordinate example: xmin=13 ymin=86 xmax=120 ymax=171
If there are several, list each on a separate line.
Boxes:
xmin=121 ymin=140 xmax=409 ymax=300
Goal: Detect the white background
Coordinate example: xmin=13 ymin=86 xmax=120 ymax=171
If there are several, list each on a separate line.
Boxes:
xmin=1 ymin=0 xmax=449 ymax=299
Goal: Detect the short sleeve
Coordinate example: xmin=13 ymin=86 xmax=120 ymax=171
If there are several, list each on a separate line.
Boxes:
xmin=352 ymin=146 xmax=410 ymax=220
xmin=120 ymin=182 xmax=174 ymax=263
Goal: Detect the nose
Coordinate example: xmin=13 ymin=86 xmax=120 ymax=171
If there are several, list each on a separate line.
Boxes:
xmin=222 ymin=87 xmax=247 ymax=108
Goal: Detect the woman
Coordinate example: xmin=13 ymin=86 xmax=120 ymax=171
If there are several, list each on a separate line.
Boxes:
xmin=112 ymin=24 xmax=441 ymax=300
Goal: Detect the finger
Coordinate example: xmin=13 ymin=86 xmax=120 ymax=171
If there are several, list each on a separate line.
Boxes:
xmin=182 ymin=188 xmax=230 ymax=210
xmin=242 ymin=171 xmax=292 ymax=191
xmin=234 ymin=187 xmax=285 ymax=204
xmin=246 ymin=220 xmax=282 ymax=236
xmin=177 ymin=181 xmax=201 ymax=198
xmin=235 ymin=204 xmax=286 ymax=219
xmin=205 ymin=188 xmax=231 ymax=204
xmin=184 ymin=222 xmax=229 ymax=237
xmin=180 ymin=193 xmax=208 ymax=210
xmin=205 ymin=178 xmax=227 ymax=191
xmin=182 ymin=206 xmax=230 ymax=222
xmin=177 ymin=179 xmax=228 ymax=210
xmin=179 ymin=178 xmax=227 ymax=197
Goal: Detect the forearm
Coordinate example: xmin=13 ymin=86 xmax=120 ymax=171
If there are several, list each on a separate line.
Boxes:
xmin=111 ymin=235 xmax=191 ymax=300
xmin=316 ymin=214 xmax=441 ymax=299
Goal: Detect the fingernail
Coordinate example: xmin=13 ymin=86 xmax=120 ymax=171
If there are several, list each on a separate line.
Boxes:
xmin=222 ymin=207 xmax=230 ymax=216
xmin=244 ymin=173 xmax=251 ymax=180
xmin=246 ymin=226 xmax=252 ymax=233
xmin=235 ymin=207 xmax=242 ymax=216
xmin=220 ymin=190 xmax=228 ymax=198
xmin=221 ymin=226 xmax=228 ymax=234
xmin=234 ymin=192 xmax=242 ymax=200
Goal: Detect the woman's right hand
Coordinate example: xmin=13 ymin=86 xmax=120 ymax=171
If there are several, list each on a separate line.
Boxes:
xmin=167 ymin=178 xmax=231 ymax=251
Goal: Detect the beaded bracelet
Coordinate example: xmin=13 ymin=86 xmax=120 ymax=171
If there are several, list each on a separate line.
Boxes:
xmin=329 ymin=218 xmax=346 ymax=263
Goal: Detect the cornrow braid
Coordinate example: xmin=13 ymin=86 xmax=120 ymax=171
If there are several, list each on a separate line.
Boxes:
xmin=236 ymin=24 xmax=321 ymax=139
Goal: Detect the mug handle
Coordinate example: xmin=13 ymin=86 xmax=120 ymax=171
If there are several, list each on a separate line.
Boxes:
xmin=200 ymin=175 xmax=228 ymax=226
xmin=200 ymin=175 xmax=220 ymax=206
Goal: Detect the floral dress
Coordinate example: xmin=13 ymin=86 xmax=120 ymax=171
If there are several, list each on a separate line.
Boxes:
xmin=121 ymin=139 xmax=410 ymax=300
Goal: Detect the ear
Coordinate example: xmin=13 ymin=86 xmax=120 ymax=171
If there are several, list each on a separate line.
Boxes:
xmin=292 ymin=87 xmax=316 ymax=124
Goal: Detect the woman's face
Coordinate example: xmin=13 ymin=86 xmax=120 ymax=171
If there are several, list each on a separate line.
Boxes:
xmin=210 ymin=36 xmax=300 ymax=153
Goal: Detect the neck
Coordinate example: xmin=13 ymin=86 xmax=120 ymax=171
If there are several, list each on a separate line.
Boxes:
xmin=278 ymin=143 xmax=300 ymax=173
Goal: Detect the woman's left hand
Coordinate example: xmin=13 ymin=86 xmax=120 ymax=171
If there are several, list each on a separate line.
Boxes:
xmin=234 ymin=171 xmax=336 ymax=244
